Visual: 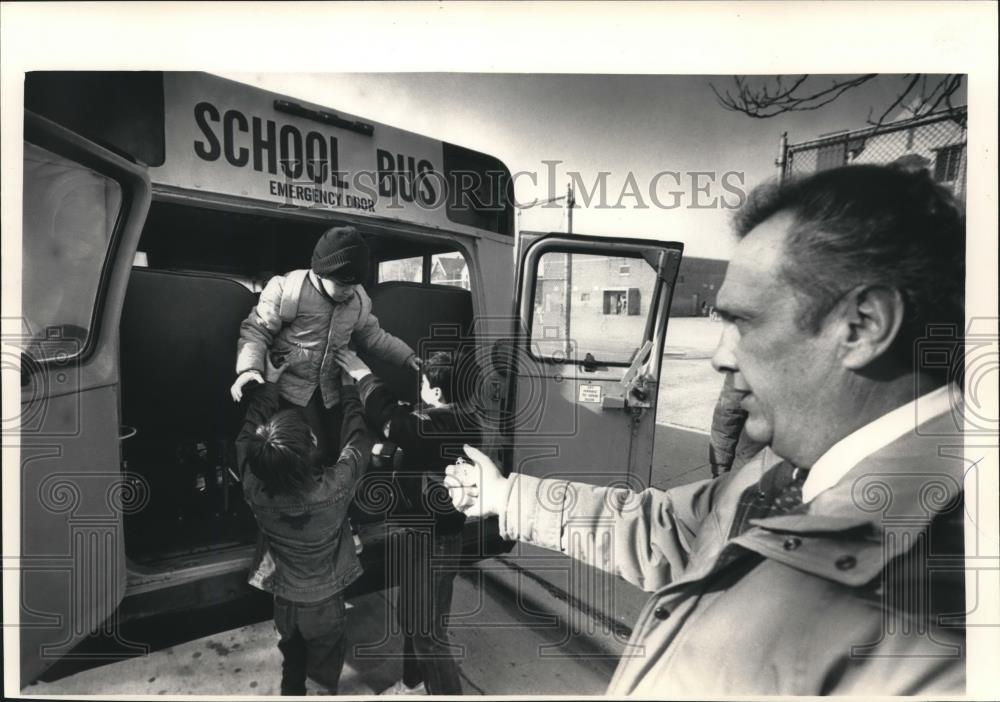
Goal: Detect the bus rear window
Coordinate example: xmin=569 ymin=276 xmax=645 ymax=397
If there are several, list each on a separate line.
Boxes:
xmin=22 ymin=142 xmax=122 ymax=361
xmin=443 ymin=142 xmax=514 ymax=236
xmin=378 ymin=251 xmax=470 ymax=290
xmin=378 ymin=256 xmax=422 ymax=284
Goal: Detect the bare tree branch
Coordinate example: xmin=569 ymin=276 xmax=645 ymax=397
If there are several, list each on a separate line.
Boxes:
xmin=711 ymin=74 xmax=965 ymax=125
xmin=873 ymin=74 xmax=921 ymax=126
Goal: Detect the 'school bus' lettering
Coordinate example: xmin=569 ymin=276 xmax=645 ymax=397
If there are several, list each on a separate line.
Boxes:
xmin=188 ymin=97 xmax=443 ymax=212
xmin=193 ymin=100 xmax=349 ymax=188
xmin=376 ymin=148 xmax=439 ymax=206
xmin=148 ymin=72 xmax=513 ymax=234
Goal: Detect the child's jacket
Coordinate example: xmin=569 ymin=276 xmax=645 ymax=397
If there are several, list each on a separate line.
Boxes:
xmin=358 ymin=373 xmax=477 ymax=536
xmin=236 ymin=382 xmax=373 ymax=602
xmin=236 ymin=271 xmax=414 ymax=408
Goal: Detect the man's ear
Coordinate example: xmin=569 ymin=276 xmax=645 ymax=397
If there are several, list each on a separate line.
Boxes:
xmin=840 ymin=285 xmax=905 ymax=369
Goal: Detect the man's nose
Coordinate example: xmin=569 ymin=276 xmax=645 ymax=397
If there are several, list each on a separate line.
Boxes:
xmin=711 ymin=323 xmax=739 ymax=374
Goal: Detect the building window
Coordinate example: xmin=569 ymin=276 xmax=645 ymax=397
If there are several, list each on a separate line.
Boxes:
xmin=934 ymin=144 xmax=964 ymax=183
xmin=619 ymin=261 xmax=631 ymax=275
xmin=602 ymin=289 xmax=641 ymax=316
xmin=603 ymin=290 xmax=626 ymax=315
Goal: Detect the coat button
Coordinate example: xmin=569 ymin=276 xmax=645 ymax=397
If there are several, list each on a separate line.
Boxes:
xmin=783 ymin=537 xmax=801 ymax=551
xmin=653 ymin=606 xmax=670 ymax=621
xmin=835 ymin=555 xmax=857 ymax=570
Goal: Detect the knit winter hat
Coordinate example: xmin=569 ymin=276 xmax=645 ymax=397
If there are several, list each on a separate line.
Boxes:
xmin=311 ymin=226 xmax=369 ymax=283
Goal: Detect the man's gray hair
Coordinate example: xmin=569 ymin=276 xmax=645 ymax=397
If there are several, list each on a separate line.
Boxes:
xmin=734 ymin=164 xmax=965 ymax=379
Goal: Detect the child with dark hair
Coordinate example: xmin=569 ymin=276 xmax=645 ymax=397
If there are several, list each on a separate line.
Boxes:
xmin=336 ymin=347 xmax=481 ymax=696
xmin=236 ymin=357 xmax=374 ymax=696
xmin=244 ymin=408 xmax=320 ymax=496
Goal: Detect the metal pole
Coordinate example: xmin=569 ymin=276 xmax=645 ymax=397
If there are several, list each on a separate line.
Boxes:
xmin=514 ymin=209 xmax=522 ymax=266
xmin=566 ymin=183 xmax=575 ymax=234
xmin=564 ymin=183 xmax=577 ymax=355
xmin=564 ymin=250 xmax=573 ymax=357
xmin=775 ymin=131 xmax=789 ymax=182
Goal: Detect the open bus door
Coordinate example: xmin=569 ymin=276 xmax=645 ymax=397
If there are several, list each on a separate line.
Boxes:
xmin=507 ymin=233 xmax=682 ymax=489
xmin=17 ymin=112 xmax=152 ymax=685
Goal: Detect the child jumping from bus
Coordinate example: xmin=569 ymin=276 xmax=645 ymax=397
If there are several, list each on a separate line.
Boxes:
xmin=236 ymin=356 xmax=374 ymax=695
xmin=230 ymin=225 xmax=420 ymax=459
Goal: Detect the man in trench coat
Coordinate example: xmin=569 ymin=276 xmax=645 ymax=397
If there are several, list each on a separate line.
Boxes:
xmin=448 ymin=164 xmax=968 ymax=696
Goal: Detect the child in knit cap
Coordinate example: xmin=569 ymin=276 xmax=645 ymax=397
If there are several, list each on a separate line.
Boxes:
xmin=231 ymin=225 xmax=419 ymax=459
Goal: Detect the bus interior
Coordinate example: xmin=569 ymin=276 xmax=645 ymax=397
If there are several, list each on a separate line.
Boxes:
xmin=119 ymin=200 xmax=478 ymax=566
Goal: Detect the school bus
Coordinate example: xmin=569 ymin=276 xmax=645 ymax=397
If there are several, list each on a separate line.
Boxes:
xmin=17 ymin=71 xmax=684 ymax=685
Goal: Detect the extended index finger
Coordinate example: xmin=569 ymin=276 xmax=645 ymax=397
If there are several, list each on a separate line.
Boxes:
xmin=462 ymin=444 xmax=490 ymax=465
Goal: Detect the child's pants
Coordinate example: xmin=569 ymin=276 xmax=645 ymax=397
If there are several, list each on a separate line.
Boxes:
xmin=274 ymin=592 xmax=348 ymax=695
xmin=396 ymin=528 xmax=464 ymax=695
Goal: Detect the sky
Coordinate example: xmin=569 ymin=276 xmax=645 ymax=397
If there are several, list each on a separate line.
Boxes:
xmin=203 ymin=73 xmax=963 ymax=259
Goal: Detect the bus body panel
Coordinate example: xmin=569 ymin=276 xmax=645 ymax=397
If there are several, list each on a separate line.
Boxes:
xmin=20 ymin=113 xmax=153 ymax=686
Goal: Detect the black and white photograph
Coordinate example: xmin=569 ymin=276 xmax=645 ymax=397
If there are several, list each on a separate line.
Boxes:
xmin=2 ymin=2 xmax=998 ymax=699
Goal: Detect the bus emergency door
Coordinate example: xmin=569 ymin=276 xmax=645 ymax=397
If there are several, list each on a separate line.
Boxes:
xmin=18 ymin=112 xmax=152 ymax=685
xmin=508 ymin=234 xmax=682 ymax=490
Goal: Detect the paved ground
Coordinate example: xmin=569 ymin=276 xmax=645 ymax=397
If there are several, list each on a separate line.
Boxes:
xmin=29 ymin=560 xmax=626 ymax=696
xmin=656 ymin=317 xmax=724 ymax=433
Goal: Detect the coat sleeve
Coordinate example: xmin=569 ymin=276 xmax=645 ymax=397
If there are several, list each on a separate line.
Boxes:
xmin=351 ymin=294 xmax=415 ymax=367
xmin=357 ymin=374 xmax=409 ymax=437
xmin=335 ymin=385 xmax=375 ymax=483
xmin=708 ymin=372 xmax=748 ymax=470
xmin=236 ymin=275 xmax=286 ymax=375
xmin=498 ymin=472 xmax=720 ymax=592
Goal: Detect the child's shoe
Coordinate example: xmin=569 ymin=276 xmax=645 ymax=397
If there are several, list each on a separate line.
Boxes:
xmin=380 ymin=679 xmax=426 ymax=695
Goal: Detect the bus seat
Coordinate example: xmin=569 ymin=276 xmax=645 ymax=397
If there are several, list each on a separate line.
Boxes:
xmin=365 ymin=282 xmax=474 ymax=404
xmin=120 ymin=268 xmax=257 ymax=442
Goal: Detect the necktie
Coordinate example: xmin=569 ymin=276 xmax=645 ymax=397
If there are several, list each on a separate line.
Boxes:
xmin=728 ymin=461 xmax=810 ymax=539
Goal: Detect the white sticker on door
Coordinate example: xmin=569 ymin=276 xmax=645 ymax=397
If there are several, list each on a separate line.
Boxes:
xmin=578 ymin=384 xmax=603 ymax=403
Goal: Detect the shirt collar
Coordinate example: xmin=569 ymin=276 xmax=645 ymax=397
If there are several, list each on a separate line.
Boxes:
xmin=801 ymin=383 xmax=957 ymax=503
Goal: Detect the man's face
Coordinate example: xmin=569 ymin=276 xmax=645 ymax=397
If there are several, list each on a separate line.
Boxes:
xmin=319 ymin=276 xmax=356 ymax=302
xmin=712 ymin=213 xmax=842 ymax=463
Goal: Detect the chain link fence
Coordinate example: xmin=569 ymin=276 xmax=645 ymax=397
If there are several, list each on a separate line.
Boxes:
xmin=782 ymin=106 xmax=967 ymax=202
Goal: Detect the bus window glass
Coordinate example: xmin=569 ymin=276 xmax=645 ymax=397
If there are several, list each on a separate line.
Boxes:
xmin=430 ymin=252 xmax=470 ymax=290
xmin=378 ymin=256 xmax=423 ymax=284
xmin=531 ymin=251 xmax=656 ymax=364
xmin=22 ymin=142 xmax=123 ymax=361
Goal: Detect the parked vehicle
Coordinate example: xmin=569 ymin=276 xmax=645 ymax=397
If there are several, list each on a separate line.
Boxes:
xmin=18 ymin=71 xmax=683 ymax=685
